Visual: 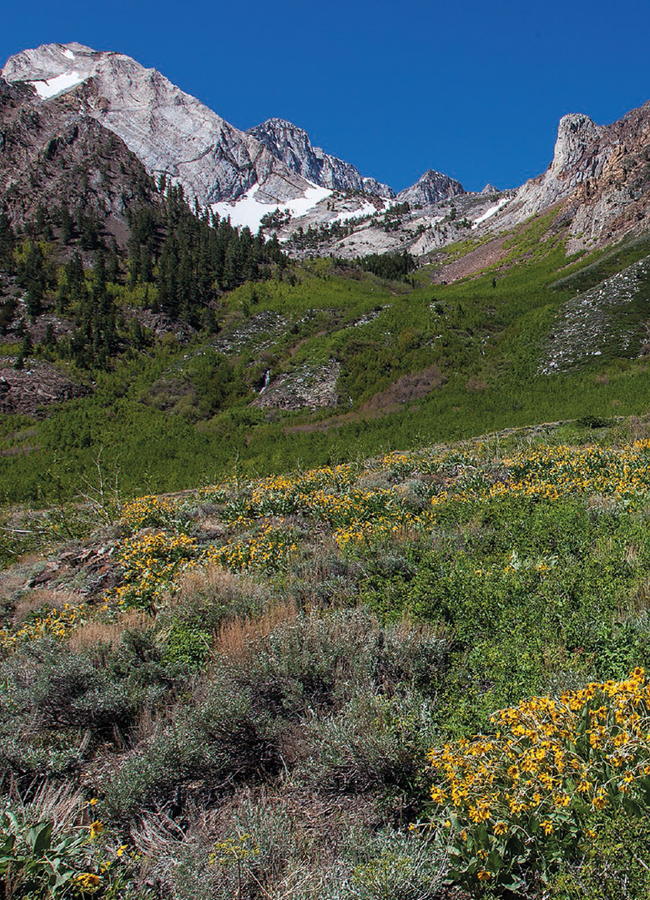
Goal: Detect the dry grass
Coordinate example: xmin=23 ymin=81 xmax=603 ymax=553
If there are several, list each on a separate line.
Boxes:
xmin=7 ymin=781 xmax=86 ymax=830
xmin=163 ymin=562 xmax=271 ymax=626
xmin=612 ymin=414 xmax=650 ymax=445
xmin=0 ymin=564 xmax=39 ymax=607
xmin=214 ymin=600 xmax=297 ymax=662
xmin=69 ymin=609 xmax=152 ymax=651
xmin=623 ymin=575 xmax=650 ymax=616
xmin=12 ymin=588 xmax=85 ymax=625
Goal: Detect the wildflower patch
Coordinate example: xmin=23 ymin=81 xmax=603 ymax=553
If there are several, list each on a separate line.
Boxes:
xmin=112 ymin=532 xmax=198 ymax=610
xmin=0 ymin=603 xmax=86 ymax=649
xmin=426 ymin=668 xmax=650 ymax=889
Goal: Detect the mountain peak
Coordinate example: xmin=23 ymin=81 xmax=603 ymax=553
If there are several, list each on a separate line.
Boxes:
xmin=551 ymin=113 xmax=601 ymax=174
xmin=2 ymin=42 xmax=317 ymax=208
xmin=248 ymin=118 xmax=394 ymax=198
xmin=396 ymin=169 xmax=465 ymax=207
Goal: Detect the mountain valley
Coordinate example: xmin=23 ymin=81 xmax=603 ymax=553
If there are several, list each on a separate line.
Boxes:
xmin=3 ymin=38 xmax=650 ymax=900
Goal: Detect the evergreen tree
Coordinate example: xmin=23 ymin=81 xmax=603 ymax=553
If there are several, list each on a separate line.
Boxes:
xmin=18 ymin=242 xmax=51 ymax=318
xmin=43 ymin=323 xmax=57 ymax=349
xmin=20 ymin=331 xmax=34 ymax=359
xmin=0 ymin=212 xmax=16 ymax=272
xmin=107 ymin=239 xmax=120 ymax=284
xmin=59 ymin=204 xmax=73 ymax=244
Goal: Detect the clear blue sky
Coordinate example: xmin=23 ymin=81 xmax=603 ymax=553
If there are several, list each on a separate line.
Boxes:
xmin=3 ymin=0 xmax=650 ymax=193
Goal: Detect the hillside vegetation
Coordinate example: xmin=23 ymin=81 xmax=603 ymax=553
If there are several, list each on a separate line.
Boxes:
xmin=3 ymin=418 xmax=650 ymax=897
xmin=5 ymin=186 xmax=650 ymax=897
xmin=3 ymin=199 xmax=650 ymax=504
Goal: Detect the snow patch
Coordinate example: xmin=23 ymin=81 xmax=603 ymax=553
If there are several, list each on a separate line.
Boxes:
xmin=472 ymin=196 xmax=511 ymax=228
xmin=30 ymin=70 xmax=85 ymax=99
xmin=62 ymin=48 xmax=76 ymax=60
xmin=211 ymin=185 xmax=332 ymax=232
xmin=334 ymin=201 xmax=383 ymax=223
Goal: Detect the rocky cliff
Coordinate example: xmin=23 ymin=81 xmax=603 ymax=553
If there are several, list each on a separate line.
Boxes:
xmin=2 ymin=43 xmax=315 ymax=208
xmin=2 ymin=42 xmax=469 ymax=231
xmin=0 ymin=75 xmax=156 ymax=232
xmin=248 ymin=118 xmax=394 ymax=198
xmin=396 ymin=169 xmax=466 ymax=207
xmin=485 ymin=102 xmax=650 ymax=251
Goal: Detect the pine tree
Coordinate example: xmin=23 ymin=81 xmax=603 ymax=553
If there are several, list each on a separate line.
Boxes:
xmin=0 ymin=212 xmax=16 ymax=272
xmin=20 ymin=331 xmax=34 ymax=359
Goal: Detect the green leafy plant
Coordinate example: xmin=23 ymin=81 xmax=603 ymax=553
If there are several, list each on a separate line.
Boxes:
xmin=0 ymin=813 xmax=84 ymax=898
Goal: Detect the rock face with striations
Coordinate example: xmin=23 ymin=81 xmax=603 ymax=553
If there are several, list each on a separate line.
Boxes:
xmin=486 ymin=102 xmax=650 ymax=250
xmin=396 ymin=169 xmax=465 ymax=207
xmin=0 ymin=75 xmax=157 ymax=231
xmin=498 ymin=113 xmax=606 ymax=226
xmin=2 ymin=42 xmax=475 ymax=231
xmin=2 ymin=42 xmax=316 ymax=207
xmin=248 ymin=118 xmax=394 ymax=197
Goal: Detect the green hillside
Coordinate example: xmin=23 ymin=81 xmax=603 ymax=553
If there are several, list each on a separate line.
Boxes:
xmin=3 ymin=198 xmax=650 ymax=504
xmin=3 ymin=421 xmax=650 ymax=896
xmin=5 ymin=195 xmax=650 ymax=897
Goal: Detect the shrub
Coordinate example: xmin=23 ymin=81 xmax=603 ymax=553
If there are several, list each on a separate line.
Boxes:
xmin=0 ymin=634 xmax=186 ymax=784
xmin=103 ymin=670 xmax=280 ymax=820
xmin=300 ymin=691 xmax=437 ymax=799
xmin=229 ymin=609 xmax=446 ymax=720
xmin=546 ymin=806 xmax=650 ymax=898
xmin=0 ymin=802 xmax=147 ymax=899
xmin=350 ymin=829 xmax=448 ymax=900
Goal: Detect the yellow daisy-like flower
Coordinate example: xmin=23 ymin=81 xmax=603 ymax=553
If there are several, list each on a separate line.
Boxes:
xmin=89 ymin=821 xmax=104 ymax=839
xmin=592 ymin=793 xmax=607 ymax=810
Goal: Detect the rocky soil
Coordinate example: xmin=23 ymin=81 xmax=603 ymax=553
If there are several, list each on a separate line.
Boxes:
xmin=539 ymin=257 xmax=650 ymax=373
xmin=0 ymin=359 xmax=91 ymax=416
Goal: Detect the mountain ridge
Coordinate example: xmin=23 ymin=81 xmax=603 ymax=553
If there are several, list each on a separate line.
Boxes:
xmin=247 ymin=117 xmax=395 ymax=198
xmin=3 ymin=41 xmax=650 ymax=262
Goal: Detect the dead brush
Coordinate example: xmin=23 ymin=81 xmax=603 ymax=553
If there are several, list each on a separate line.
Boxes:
xmin=5 ymin=780 xmax=86 ymax=830
xmin=160 ymin=562 xmax=272 ymax=631
xmin=68 ymin=609 xmax=151 ymax=652
xmin=287 ymin=538 xmax=359 ymax=607
xmin=214 ymin=600 xmax=297 ymax=663
xmin=12 ymin=588 xmax=85 ymax=626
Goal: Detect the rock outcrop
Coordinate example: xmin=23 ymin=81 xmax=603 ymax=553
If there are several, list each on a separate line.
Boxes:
xmin=248 ymin=118 xmax=394 ymax=197
xmin=396 ymin=169 xmax=465 ymax=207
xmin=0 ymin=76 xmax=156 ymax=231
xmin=484 ymin=102 xmax=650 ymax=250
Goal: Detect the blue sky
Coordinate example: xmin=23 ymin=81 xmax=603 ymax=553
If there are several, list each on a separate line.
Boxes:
xmin=3 ymin=0 xmax=650 ymax=193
